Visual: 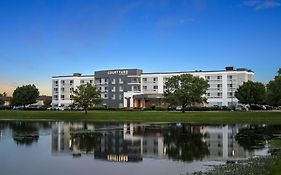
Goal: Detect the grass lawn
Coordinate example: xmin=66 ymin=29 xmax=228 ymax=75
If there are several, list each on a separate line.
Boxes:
xmin=0 ymin=110 xmax=281 ymax=124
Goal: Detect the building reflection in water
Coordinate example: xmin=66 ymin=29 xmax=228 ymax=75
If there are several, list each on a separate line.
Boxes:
xmin=200 ymin=125 xmax=253 ymax=160
xmin=51 ymin=122 xmax=256 ymax=162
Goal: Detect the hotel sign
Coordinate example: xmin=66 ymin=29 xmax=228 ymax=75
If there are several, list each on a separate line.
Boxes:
xmin=107 ymin=154 xmax=128 ymax=162
xmin=107 ymin=70 xmax=128 ymax=75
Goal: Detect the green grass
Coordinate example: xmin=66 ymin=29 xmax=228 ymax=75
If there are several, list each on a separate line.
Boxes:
xmin=0 ymin=110 xmax=281 ymax=124
xmin=269 ymin=140 xmax=281 ymax=175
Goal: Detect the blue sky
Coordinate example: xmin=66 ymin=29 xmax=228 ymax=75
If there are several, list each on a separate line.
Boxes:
xmin=0 ymin=0 xmax=281 ymax=95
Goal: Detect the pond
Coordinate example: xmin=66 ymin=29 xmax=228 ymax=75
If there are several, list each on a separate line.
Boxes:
xmin=0 ymin=122 xmax=280 ymax=175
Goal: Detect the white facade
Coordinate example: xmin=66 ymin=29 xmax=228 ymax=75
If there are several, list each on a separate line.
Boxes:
xmin=52 ymin=73 xmax=94 ymax=107
xmin=52 ymin=67 xmax=254 ymax=107
xmin=138 ymin=69 xmax=254 ymax=107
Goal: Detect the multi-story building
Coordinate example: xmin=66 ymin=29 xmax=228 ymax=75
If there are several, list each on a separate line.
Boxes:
xmin=94 ymin=69 xmax=142 ymax=108
xmin=51 ymin=67 xmax=254 ymax=108
xmin=52 ymin=73 xmax=95 ymax=107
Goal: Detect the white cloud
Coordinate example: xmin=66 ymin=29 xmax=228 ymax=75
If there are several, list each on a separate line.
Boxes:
xmin=243 ymin=0 xmax=281 ymax=10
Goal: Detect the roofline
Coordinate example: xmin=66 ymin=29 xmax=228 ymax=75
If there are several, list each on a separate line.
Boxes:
xmin=94 ymin=68 xmax=142 ymax=72
xmin=142 ymin=69 xmax=254 ymax=75
xmin=52 ymin=75 xmax=95 ymax=78
xmin=52 ymin=68 xmax=254 ymax=78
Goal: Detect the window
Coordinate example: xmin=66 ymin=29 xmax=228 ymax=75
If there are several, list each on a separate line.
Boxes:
xmin=90 ymin=80 xmax=93 ymax=83
xmin=104 ymin=94 xmax=108 ymax=98
xmin=54 ymin=88 xmax=58 ymax=91
xmin=131 ymin=77 xmax=138 ymax=83
xmin=61 ymin=80 xmax=65 ymax=84
xmin=143 ymin=78 xmax=147 ymax=82
xmin=70 ymin=80 xmax=73 ymax=84
xmin=61 ymin=95 xmax=65 ymax=99
xmin=61 ymin=88 xmax=64 ymax=91
xmin=217 ymin=92 xmax=222 ymax=97
xmin=205 ymin=76 xmax=210 ymax=80
xmin=70 ymin=87 xmax=74 ymax=91
xmin=80 ymin=80 xmax=84 ymax=84
xmin=143 ymin=86 xmax=147 ymax=90
xmin=112 ymin=94 xmax=116 ymax=100
xmin=153 ymin=77 xmax=158 ymax=82
xmin=54 ymin=81 xmax=58 ymax=84
xmin=119 ymin=94 xmax=123 ymax=100
xmin=105 ymin=79 xmax=108 ymax=84
xmin=119 ymin=78 xmax=123 ymax=84
xmin=217 ymin=76 xmax=222 ymax=80
xmin=112 ymin=79 xmax=116 ymax=84
xmin=207 ymin=93 xmax=210 ymax=96
xmin=153 ymin=86 xmax=158 ymax=91
xmin=104 ymin=86 xmax=108 ymax=92
xmin=53 ymin=95 xmax=58 ymax=98
xmin=228 ymin=84 xmax=233 ymax=88
xmin=70 ymin=95 xmax=73 ymax=99
xmin=112 ymin=86 xmax=116 ymax=92
xmin=163 ymin=77 xmax=170 ymax=82
xmin=119 ymin=86 xmax=123 ymax=92
xmin=228 ymin=75 xmax=233 ymax=79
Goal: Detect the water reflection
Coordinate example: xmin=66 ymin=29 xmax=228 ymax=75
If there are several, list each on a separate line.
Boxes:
xmin=49 ymin=122 xmax=275 ymax=162
xmin=1 ymin=121 xmax=281 ymax=163
xmin=0 ymin=122 xmax=51 ymax=146
xmin=236 ymin=125 xmax=281 ymax=151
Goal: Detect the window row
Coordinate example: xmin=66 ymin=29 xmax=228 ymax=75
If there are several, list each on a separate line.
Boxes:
xmin=102 ymin=94 xmax=123 ymax=100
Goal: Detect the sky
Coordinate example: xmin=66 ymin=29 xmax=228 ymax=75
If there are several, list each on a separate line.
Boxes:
xmin=0 ymin=0 xmax=281 ymax=96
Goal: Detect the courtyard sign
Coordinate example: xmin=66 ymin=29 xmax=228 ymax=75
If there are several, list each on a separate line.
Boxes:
xmin=107 ymin=70 xmax=128 ymax=75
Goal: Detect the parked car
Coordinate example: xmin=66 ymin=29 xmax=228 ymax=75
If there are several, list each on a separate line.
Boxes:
xmin=235 ymin=104 xmax=247 ymax=111
xmin=73 ymin=106 xmax=84 ymax=111
xmin=250 ymin=104 xmax=266 ymax=110
xmin=167 ymin=105 xmax=176 ymax=111
xmin=13 ymin=106 xmax=24 ymax=110
xmin=0 ymin=106 xmax=12 ymax=110
xmin=175 ymin=106 xmax=182 ymax=111
xmin=47 ymin=106 xmax=60 ymax=110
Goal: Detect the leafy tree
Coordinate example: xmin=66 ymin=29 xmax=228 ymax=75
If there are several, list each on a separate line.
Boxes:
xmin=235 ymin=81 xmax=266 ymax=106
xmin=0 ymin=93 xmax=4 ymax=106
xmin=164 ymin=74 xmax=209 ymax=113
xmin=71 ymin=83 xmax=102 ymax=114
xmin=266 ymin=68 xmax=281 ymax=106
xmin=11 ymin=84 xmax=39 ymax=107
xmin=43 ymin=98 xmax=52 ymax=106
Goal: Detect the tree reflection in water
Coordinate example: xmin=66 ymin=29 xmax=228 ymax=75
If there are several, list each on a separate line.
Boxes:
xmin=72 ymin=133 xmax=102 ymax=154
xmin=236 ymin=125 xmax=281 ymax=151
xmin=10 ymin=122 xmax=40 ymax=146
xmin=164 ymin=124 xmax=209 ymax=162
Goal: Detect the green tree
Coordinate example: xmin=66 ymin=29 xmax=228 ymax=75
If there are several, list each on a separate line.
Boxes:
xmin=235 ymin=81 xmax=266 ymax=106
xmin=11 ymin=84 xmax=39 ymax=107
xmin=164 ymin=74 xmax=209 ymax=113
xmin=267 ymin=68 xmax=281 ymax=106
xmin=71 ymin=83 xmax=102 ymax=114
xmin=43 ymin=97 xmax=52 ymax=106
xmin=0 ymin=93 xmax=4 ymax=106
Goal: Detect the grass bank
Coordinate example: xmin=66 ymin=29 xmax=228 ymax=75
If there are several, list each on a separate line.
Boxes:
xmin=0 ymin=110 xmax=281 ymax=124
xmin=190 ymin=140 xmax=281 ymax=175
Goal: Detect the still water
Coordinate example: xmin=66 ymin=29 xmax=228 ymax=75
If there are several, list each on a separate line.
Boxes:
xmin=0 ymin=122 xmax=280 ymax=175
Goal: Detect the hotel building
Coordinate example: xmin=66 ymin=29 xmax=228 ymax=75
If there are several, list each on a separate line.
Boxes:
xmin=51 ymin=67 xmax=254 ymax=108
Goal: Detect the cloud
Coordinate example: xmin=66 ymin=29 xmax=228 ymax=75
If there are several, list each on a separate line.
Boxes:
xmin=243 ymin=0 xmax=281 ymax=10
